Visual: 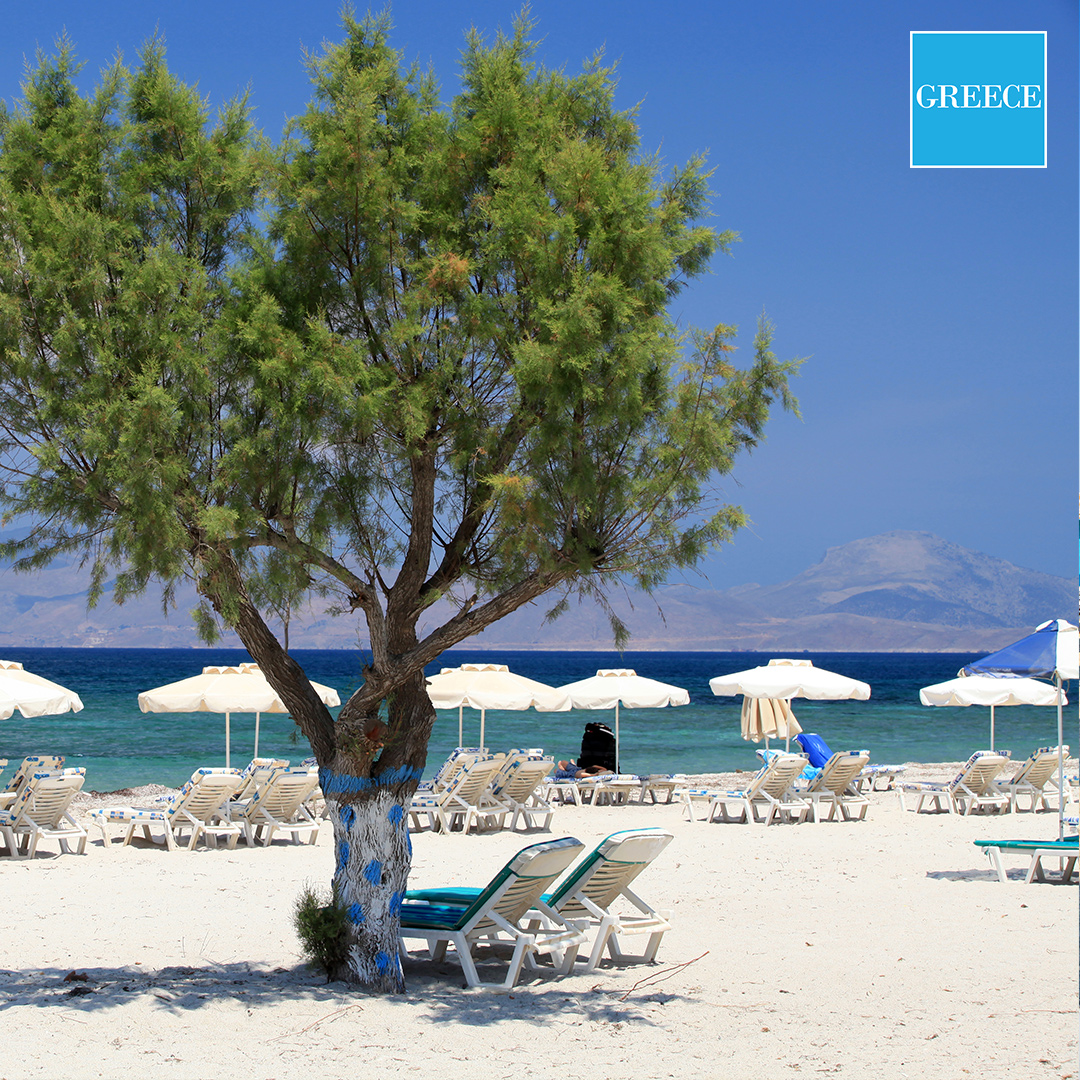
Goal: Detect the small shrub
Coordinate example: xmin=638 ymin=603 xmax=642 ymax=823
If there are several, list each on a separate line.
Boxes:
xmin=293 ymin=882 xmax=350 ymax=981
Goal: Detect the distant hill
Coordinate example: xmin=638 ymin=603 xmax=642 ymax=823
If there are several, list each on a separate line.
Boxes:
xmin=0 ymin=530 xmax=1073 ymax=652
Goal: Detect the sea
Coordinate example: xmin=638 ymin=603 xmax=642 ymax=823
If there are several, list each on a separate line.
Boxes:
xmin=0 ymin=647 xmax=1072 ymax=792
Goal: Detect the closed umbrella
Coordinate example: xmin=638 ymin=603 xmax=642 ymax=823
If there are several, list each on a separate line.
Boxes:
xmin=710 ymin=658 xmax=870 ymax=750
xmin=960 ymin=620 xmax=1079 ymax=839
xmin=558 ymin=669 xmax=689 ymax=771
xmin=138 ymin=662 xmax=340 ymax=767
xmin=0 ymin=661 xmax=84 ymax=718
xmin=919 ymin=673 xmax=1066 ymax=751
xmin=425 ymin=663 xmax=570 ymax=750
xmin=740 ymin=696 xmax=800 ymax=746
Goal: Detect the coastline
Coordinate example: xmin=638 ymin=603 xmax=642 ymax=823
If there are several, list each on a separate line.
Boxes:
xmin=65 ymin=761 xmax=1034 ymax=808
xmin=3 ymin=763 xmax=1075 ymax=1079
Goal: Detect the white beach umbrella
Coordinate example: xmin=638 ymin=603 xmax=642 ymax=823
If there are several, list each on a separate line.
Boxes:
xmin=710 ymin=658 xmax=871 ymax=750
xmin=0 ymin=661 xmax=84 ymax=718
xmin=138 ymin=662 xmax=340 ymax=767
xmin=425 ymin=663 xmax=571 ymax=750
xmin=919 ymin=673 xmax=1066 ymax=751
xmin=557 ymin=669 xmax=689 ymax=771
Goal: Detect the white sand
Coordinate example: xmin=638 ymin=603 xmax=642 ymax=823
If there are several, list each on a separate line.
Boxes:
xmin=1 ymin=767 xmax=1076 ymax=1080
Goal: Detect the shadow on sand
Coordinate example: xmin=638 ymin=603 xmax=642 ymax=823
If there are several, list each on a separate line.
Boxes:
xmin=0 ymin=955 xmax=688 ymax=1027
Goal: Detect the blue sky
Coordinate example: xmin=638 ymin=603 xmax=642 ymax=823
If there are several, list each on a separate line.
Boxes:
xmin=0 ymin=1 xmax=1075 ymax=588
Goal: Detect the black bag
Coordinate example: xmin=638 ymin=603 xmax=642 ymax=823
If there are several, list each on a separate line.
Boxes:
xmin=578 ymin=721 xmax=617 ymax=773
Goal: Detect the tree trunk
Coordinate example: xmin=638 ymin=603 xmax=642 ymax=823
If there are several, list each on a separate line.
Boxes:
xmin=321 ymin=674 xmax=434 ymax=991
xmin=323 ymin=782 xmax=413 ymax=992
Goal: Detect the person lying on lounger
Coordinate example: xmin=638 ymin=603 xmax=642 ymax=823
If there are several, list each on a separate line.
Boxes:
xmin=554 ymin=761 xmax=613 ymax=781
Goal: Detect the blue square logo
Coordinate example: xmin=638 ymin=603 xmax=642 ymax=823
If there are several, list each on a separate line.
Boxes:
xmin=911 ymin=31 xmax=1046 ymax=168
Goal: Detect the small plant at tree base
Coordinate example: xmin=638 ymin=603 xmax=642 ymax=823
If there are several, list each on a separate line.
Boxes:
xmin=293 ymin=883 xmax=350 ymax=981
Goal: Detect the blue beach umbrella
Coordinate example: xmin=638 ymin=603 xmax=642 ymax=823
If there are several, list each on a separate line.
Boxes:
xmin=961 ymin=620 xmax=1078 ymax=838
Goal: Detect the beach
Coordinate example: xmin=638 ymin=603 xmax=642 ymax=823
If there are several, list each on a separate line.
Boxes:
xmin=1 ymin=764 xmax=1076 ymax=1080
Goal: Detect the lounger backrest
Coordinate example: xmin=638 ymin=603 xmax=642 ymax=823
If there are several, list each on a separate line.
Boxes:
xmin=487 ymin=753 xmax=528 ymax=796
xmin=18 ymin=769 xmax=85 ymax=827
xmin=496 ymin=758 xmax=554 ymax=802
xmin=166 ymin=768 xmax=242 ymax=823
xmin=430 ymin=748 xmax=486 ymax=789
xmin=441 ymin=757 xmax=502 ymax=804
xmin=3 ymin=768 xmax=85 ymax=827
xmin=3 ymin=755 xmax=64 ymax=794
xmin=949 ymin=752 xmax=1008 ymax=795
xmin=552 ymin=829 xmax=673 ymax=916
xmin=243 ymin=767 xmax=319 ymax=820
xmin=458 ymin=837 xmax=584 ymax=935
xmin=748 ymin=754 xmax=808 ymax=798
xmin=1008 ymin=745 xmax=1069 ymax=788
xmin=233 ymin=758 xmax=290 ymax=802
xmin=805 ymin=751 xmax=870 ymax=795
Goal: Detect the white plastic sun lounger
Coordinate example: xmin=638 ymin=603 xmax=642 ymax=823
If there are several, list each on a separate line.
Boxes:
xmin=89 ymin=767 xmax=243 ymax=850
xmin=899 ymin=751 xmax=1011 ymax=815
xmin=0 ymin=768 xmax=87 ymax=858
xmin=399 ymin=837 xmax=587 ymax=989
xmin=678 ymin=753 xmax=810 ymax=825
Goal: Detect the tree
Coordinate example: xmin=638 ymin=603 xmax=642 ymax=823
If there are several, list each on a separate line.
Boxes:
xmin=0 ymin=13 xmax=798 ymax=992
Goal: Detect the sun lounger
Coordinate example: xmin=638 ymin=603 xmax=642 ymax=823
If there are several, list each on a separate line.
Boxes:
xmin=230 ymin=757 xmax=290 ymax=805
xmin=0 ymin=755 xmax=65 ymax=809
xmin=416 ymin=747 xmax=487 ymax=794
xmin=487 ymin=757 xmax=556 ymax=831
xmin=995 ymin=745 xmax=1070 ymax=812
xmin=678 ymin=753 xmax=810 ymax=825
xmin=638 ymin=774 xmax=689 ymax=805
xmin=409 ymin=828 xmax=674 ymax=974
xmin=408 ymin=756 xmax=505 ymax=833
xmin=89 ymin=767 xmax=243 ymax=850
xmin=797 ymin=751 xmax=871 ymax=822
xmin=541 ymin=776 xmax=592 ymax=806
xmin=0 ymin=767 xmax=87 ymax=858
xmin=235 ymin=766 xmax=321 ymax=846
xmin=856 ymin=763 xmax=908 ymax=791
xmin=899 ymin=751 xmax=1011 ymax=815
xmin=795 ymin=732 xmax=904 ymax=792
xmin=592 ymin=775 xmax=646 ymax=806
xmin=973 ymin=838 xmax=1079 ymax=884
xmin=398 ymin=836 xmax=587 ymax=989
xmin=531 ymin=828 xmax=673 ymax=971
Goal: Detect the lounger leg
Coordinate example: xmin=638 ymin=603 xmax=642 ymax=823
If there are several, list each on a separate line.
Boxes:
xmin=502 ymin=935 xmax=534 ymax=989
xmin=985 ymin=846 xmax=1007 ymax=883
xmin=454 ymin=935 xmax=483 ymax=988
xmin=640 ymin=922 xmax=670 ymax=964
xmin=583 ymin=915 xmax=618 ymax=972
xmin=1025 ymin=853 xmax=1046 ymax=884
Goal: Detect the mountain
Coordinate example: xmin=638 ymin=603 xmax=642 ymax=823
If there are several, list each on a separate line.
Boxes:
xmin=0 ymin=530 xmax=1073 ymax=652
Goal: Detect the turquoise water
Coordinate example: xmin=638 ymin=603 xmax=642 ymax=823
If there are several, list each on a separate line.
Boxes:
xmin=0 ymin=648 xmax=1072 ymax=792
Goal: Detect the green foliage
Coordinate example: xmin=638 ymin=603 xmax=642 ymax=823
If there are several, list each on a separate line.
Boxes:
xmin=293 ymin=882 xmax=350 ymax=982
xmin=0 ymin=10 xmax=799 ymax=761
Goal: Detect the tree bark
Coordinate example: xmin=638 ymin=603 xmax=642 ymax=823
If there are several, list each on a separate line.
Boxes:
xmin=323 ymin=785 xmax=412 ymax=992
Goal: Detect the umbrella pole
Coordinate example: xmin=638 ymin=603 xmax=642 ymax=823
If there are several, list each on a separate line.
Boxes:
xmin=479 ymin=708 xmax=486 ymax=753
xmin=989 ymin=705 xmax=995 ymax=752
xmin=1057 ymin=674 xmax=1064 ymax=841
xmin=225 ymin=711 xmax=231 ymax=770
xmin=458 ymin=705 xmax=463 ymax=748
xmin=254 ymin=711 xmax=260 ymax=759
xmin=615 ymin=702 xmax=620 ymax=774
